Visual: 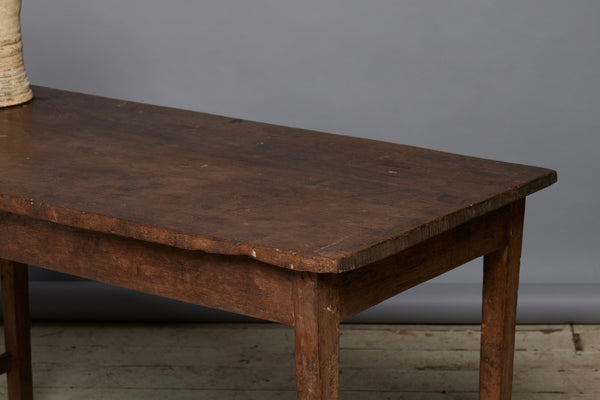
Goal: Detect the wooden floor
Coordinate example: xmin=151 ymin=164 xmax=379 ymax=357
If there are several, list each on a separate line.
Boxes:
xmin=0 ymin=324 xmax=597 ymax=399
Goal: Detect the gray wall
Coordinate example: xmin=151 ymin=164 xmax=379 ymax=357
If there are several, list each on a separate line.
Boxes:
xmin=16 ymin=0 xmax=600 ymax=322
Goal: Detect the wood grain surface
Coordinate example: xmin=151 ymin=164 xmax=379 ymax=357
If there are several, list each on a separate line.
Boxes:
xmin=479 ymin=199 xmax=525 ymax=400
xmin=337 ymin=203 xmax=510 ymax=321
xmin=0 ymin=87 xmax=556 ymax=272
xmin=0 ymin=213 xmax=295 ymax=325
xmin=0 ymin=324 xmax=595 ymax=399
xmin=293 ymin=272 xmax=340 ymax=399
xmin=0 ymin=260 xmax=33 ymax=400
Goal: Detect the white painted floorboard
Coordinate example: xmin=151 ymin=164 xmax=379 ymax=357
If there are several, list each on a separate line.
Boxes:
xmin=0 ymin=324 xmax=597 ymax=399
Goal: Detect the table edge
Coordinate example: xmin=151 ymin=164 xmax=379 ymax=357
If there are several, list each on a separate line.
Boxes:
xmin=0 ymin=169 xmax=555 ymax=273
xmin=0 ymin=87 xmax=558 ymax=273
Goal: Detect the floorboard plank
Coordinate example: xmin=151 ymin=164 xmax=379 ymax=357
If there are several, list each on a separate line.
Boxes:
xmin=0 ymin=324 xmax=595 ymax=399
xmin=573 ymin=325 xmax=600 ymax=352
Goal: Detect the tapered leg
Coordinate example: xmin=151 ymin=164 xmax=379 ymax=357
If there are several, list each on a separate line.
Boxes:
xmin=479 ymin=199 xmax=525 ymax=400
xmin=1 ymin=260 xmax=33 ymax=400
xmin=293 ymin=272 xmax=340 ymax=400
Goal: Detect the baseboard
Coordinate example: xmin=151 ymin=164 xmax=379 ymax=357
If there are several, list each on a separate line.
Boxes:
xmin=348 ymin=282 xmax=600 ymax=324
xmin=2 ymin=281 xmax=596 ymax=324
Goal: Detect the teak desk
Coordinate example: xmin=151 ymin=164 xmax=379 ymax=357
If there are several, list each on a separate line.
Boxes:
xmin=0 ymin=87 xmax=556 ymax=400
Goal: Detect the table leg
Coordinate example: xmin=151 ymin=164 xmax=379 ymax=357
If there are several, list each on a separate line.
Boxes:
xmin=479 ymin=199 xmax=525 ymax=400
xmin=293 ymin=272 xmax=340 ymax=400
xmin=1 ymin=260 xmax=33 ymax=400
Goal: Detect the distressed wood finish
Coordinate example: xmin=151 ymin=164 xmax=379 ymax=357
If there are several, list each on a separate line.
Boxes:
xmin=338 ymin=205 xmax=510 ymax=321
xmin=479 ymin=199 xmax=525 ymax=400
xmin=0 ymin=87 xmax=557 ymax=399
xmin=293 ymin=273 xmax=340 ymax=400
xmin=0 ymin=87 xmax=556 ymax=273
xmin=0 ymin=260 xmax=33 ymax=400
xmin=0 ymin=213 xmax=294 ymax=325
xmin=1 ymin=324 xmax=596 ymax=399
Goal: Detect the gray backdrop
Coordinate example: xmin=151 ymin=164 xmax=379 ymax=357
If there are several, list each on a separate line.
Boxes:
xmin=13 ymin=0 xmax=600 ymax=322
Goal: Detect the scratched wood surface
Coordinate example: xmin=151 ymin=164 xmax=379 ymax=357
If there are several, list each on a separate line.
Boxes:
xmin=0 ymin=324 xmax=595 ymax=399
xmin=0 ymin=87 xmax=556 ymax=272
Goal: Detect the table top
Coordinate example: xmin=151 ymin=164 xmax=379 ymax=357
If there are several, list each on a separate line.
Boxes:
xmin=0 ymin=87 xmax=556 ymax=273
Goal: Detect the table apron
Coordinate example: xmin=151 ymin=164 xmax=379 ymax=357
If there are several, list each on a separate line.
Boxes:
xmin=337 ymin=204 xmax=512 ymax=321
xmin=0 ymin=212 xmax=295 ymax=325
xmin=0 ymin=203 xmax=513 ymax=325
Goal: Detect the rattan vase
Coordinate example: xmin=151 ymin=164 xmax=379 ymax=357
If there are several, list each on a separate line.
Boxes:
xmin=0 ymin=0 xmax=33 ymax=108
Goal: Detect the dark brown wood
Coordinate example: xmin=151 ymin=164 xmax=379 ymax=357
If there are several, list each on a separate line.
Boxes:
xmin=479 ymin=199 xmax=525 ymax=400
xmin=0 ymin=87 xmax=556 ymax=273
xmin=338 ymin=205 xmax=510 ymax=321
xmin=293 ymin=272 xmax=340 ymax=400
xmin=0 ymin=352 xmax=12 ymax=375
xmin=1 ymin=260 xmax=33 ymax=400
xmin=0 ymin=87 xmax=557 ymax=400
xmin=0 ymin=213 xmax=294 ymax=325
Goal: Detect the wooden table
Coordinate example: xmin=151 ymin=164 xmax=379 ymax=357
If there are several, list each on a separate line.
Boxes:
xmin=0 ymin=87 xmax=556 ymax=400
